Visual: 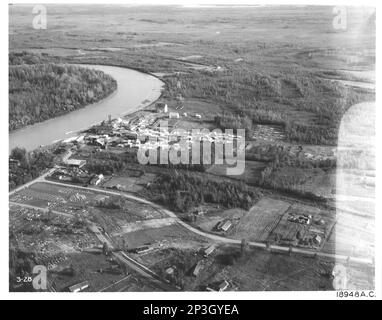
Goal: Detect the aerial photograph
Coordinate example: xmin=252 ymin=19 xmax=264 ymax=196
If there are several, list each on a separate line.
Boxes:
xmin=8 ymin=3 xmax=375 ymax=293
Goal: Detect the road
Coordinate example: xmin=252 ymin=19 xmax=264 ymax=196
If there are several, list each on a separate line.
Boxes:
xmin=9 ymin=167 xmax=56 ymax=196
xmin=9 ymin=200 xmax=178 ymax=292
xmin=36 ymin=179 xmax=374 ymax=266
xmin=87 ymin=224 xmax=179 ymax=291
xmin=9 ymin=201 xmax=72 ymax=218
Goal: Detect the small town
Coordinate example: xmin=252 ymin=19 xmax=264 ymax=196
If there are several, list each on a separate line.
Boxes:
xmin=8 ymin=4 xmax=375 ymax=294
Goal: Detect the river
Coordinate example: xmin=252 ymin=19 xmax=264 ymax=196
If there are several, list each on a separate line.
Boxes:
xmin=9 ymin=64 xmax=164 ymax=152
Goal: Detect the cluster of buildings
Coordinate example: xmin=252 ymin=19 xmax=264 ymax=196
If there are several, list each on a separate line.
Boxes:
xmin=287 ymin=213 xmax=312 ymax=225
xmin=57 ymin=103 xmax=243 ymax=167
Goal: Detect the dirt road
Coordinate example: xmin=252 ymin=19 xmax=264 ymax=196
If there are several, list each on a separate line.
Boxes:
xmin=40 ymin=179 xmax=374 ymax=266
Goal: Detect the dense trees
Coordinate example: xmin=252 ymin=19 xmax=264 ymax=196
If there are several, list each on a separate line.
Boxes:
xmin=9 ymin=63 xmax=117 ymax=130
xmin=9 ymin=147 xmax=54 ymax=190
xmin=147 ymin=171 xmax=259 ymax=212
xmin=9 ymin=51 xmax=45 ymax=65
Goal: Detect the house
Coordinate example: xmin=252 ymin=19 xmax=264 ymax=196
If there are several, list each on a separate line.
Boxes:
xmin=169 ymin=112 xmax=180 ymax=119
xmin=192 ymin=209 xmax=205 ymax=216
xmin=195 ymin=114 xmax=202 ymax=119
xmin=156 ymin=102 xmax=168 ymax=113
xmin=288 ymin=214 xmax=311 ymax=225
xmin=66 ymin=159 xmax=86 ymax=169
xmin=90 ymin=174 xmax=104 ymax=186
xmin=134 ymin=246 xmax=153 ymax=254
xmin=203 ymin=244 xmax=216 ymax=258
xmin=218 ymin=280 xmax=230 ymax=291
xmin=220 ymin=220 xmax=232 ymax=232
xmin=69 ymin=281 xmax=89 ymax=293
xmin=95 ymin=138 xmax=107 ymax=148
xmin=313 ymin=235 xmax=322 ymax=246
xmin=9 ymin=158 xmax=20 ymax=170
xmin=192 ymin=261 xmax=204 ymax=277
xmin=165 ymin=266 xmax=176 ymax=275
xmin=206 ymin=280 xmax=230 ymax=292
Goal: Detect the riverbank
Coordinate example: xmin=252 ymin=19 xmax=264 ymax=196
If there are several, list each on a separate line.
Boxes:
xmin=9 ymin=64 xmax=164 ymax=152
xmin=9 ymin=63 xmax=118 ymax=132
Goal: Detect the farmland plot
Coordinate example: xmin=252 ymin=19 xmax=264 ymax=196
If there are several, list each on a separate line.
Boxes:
xmin=233 ymin=198 xmax=291 ymax=241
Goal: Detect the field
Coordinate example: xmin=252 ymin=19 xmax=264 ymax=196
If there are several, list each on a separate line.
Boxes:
xmin=233 ymin=198 xmax=291 ymax=241
xmin=207 ymin=160 xmax=267 ymax=185
xmin=102 ymin=173 xmax=156 ymax=193
xmin=9 ymin=204 xmax=131 ymax=292
xmin=137 ymin=243 xmax=374 ymax=291
xmin=10 ymin=181 xmax=168 ymax=231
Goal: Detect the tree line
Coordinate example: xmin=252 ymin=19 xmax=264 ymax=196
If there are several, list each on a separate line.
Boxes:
xmin=9 ymin=147 xmax=54 ymax=190
xmin=147 ymin=171 xmax=260 ymax=212
xmin=9 ymin=63 xmax=117 ymax=130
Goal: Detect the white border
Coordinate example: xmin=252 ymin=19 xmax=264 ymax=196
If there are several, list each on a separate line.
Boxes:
xmin=2 ymin=0 xmax=380 ymax=300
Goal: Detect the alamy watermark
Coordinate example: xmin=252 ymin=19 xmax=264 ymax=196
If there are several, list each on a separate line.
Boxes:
xmin=32 ymin=5 xmax=47 ymax=30
xmin=16 ymin=265 xmax=47 ymax=291
xmin=137 ymin=121 xmax=246 ymax=176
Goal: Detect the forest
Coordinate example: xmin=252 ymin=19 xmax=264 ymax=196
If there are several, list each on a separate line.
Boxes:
xmin=147 ymin=171 xmax=260 ymax=212
xmin=9 ymin=62 xmax=117 ymax=131
xmin=9 ymin=147 xmax=54 ymax=190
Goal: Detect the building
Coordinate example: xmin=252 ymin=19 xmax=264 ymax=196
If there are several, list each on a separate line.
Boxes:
xmin=192 ymin=261 xmax=204 ymax=277
xmin=95 ymin=138 xmax=107 ymax=148
xmin=90 ymin=174 xmax=104 ymax=186
xmin=220 ymin=220 xmax=232 ymax=232
xmin=313 ymin=235 xmax=322 ymax=246
xmin=203 ymin=244 xmax=216 ymax=258
xmin=66 ymin=159 xmax=86 ymax=169
xmin=165 ymin=266 xmax=176 ymax=275
xmin=218 ymin=280 xmax=229 ymax=291
xmin=169 ymin=112 xmax=180 ymax=119
xmin=288 ymin=214 xmax=311 ymax=225
xmin=193 ymin=209 xmax=205 ymax=216
xmin=134 ymin=246 xmax=153 ymax=254
xmin=206 ymin=280 xmax=230 ymax=292
xmin=9 ymin=159 xmax=20 ymax=170
xmin=156 ymin=102 xmax=168 ymax=113
xmin=69 ymin=281 xmax=89 ymax=293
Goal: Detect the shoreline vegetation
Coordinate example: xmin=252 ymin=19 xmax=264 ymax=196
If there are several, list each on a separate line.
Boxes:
xmin=9 ymin=52 xmax=117 ymax=131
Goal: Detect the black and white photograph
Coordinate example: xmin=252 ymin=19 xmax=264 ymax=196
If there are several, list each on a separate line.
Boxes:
xmin=3 ymin=0 xmax=379 ymax=301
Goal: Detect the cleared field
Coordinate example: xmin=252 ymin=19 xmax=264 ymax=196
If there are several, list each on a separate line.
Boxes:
xmin=10 ymin=182 xmax=97 ymax=208
xmin=9 ymin=205 xmax=131 ymax=292
xmin=233 ymin=198 xmax=291 ymax=241
xmin=9 ymin=205 xmax=98 ymax=257
xmin=194 ymin=245 xmax=373 ymax=291
xmin=179 ymin=99 xmax=223 ymax=116
xmin=112 ymin=217 xmax=177 ymax=236
xmin=264 ymin=166 xmax=336 ymax=199
xmin=252 ymin=124 xmax=286 ymax=142
xmin=49 ymin=252 xmax=127 ymax=292
xmin=103 ymin=176 xmax=140 ymax=193
xmin=195 ymin=207 xmax=247 ymax=234
xmin=115 ymin=224 xmax=208 ymax=251
xmin=207 ymin=160 xmax=266 ymax=185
